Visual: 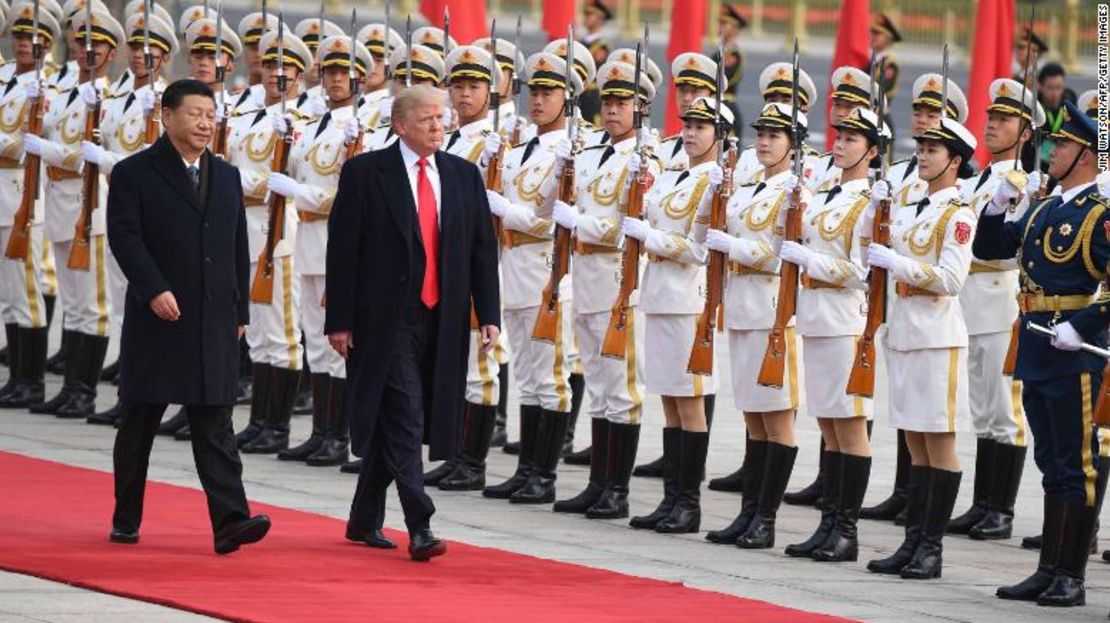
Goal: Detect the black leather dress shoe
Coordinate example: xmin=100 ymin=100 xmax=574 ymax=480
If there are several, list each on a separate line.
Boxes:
xmin=408 ymin=528 xmax=446 ymax=561
xmin=366 ymin=530 xmax=397 ymax=549
xmin=109 ymin=528 xmax=139 ymax=544
xmin=340 ymin=458 xmax=363 ymax=474
xmin=214 ymin=515 xmax=271 ymax=555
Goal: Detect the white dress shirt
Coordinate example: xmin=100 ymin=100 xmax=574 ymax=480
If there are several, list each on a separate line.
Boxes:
xmin=399 ymin=138 xmax=442 ymax=223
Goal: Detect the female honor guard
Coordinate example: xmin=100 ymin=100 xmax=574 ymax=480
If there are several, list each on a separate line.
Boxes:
xmin=703 ymin=103 xmax=810 ymax=549
xmin=544 ymin=60 xmax=659 ymax=513
xmin=864 ymin=117 xmax=977 ymax=580
xmin=625 ymin=96 xmax=727 ymax=533
xmin=483 ymin=52 xmax=580 ymax=500
xmin=947 ymin=79 xmax=1043 ymax=540
xmin=266 ymin=35 xmax=374 ymax=467
xmin=81 ymin=11 xmax=176 ymax=426
xmin=0 ymin=6 xmax=60 ymax=410
xmin=23 ymin=8 xmax=124 ymax=419
xmin=226 ymin=28 xmax=314 ymax=454
xmin=732 ymin=63 xmax=817 ymax=187
xmin=779 ymin=108 xmax=886 ymax=561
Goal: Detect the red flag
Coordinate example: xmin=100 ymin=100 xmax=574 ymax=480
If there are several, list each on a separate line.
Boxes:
xmin=966 ymin=0 xmax=1016 ymax=167
xmin=825 ymin=0 xmax=871 ymax=150
xmin=420 ymin=0 xmax=488 ymax=45
xmin=543 ymin=0 xmax=576 ymax=42
xmin=663 ymin=0 xmax=708 ymax=136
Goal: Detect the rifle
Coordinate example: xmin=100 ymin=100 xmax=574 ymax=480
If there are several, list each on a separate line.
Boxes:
xmin=6 ymin=0 xmax=44 ymax=260
xmin=211 ymin=0 xmax=230 ymax=155
xmin=384 ymin=1 xmax=394 ymax=97
xmin=756 ymin=38 xmax=803 ymax=388
xmin=846 ymin=56 xmax=892 ymax=397
xmin=485 ymin=19 xmax=504 ymax=240
xmin=141 ymin=0 xmax=162 ymax=145
xmin=600 ymin=28 xmax=649 ymax=360
xmin=68 ymin=0 xmax=99 ymax=271
xmin=510 ymin=15 xmax=522 ymax=145
xmin=344 ymin=8 xmax=362 ymax=160
xmin=316 ymin=0 xmax=325 ymax=81
xmin=250 ymin=15 xmax=293 ymax=304
xmin=404 ymin=15 xmax=412 ymax=88
xmin=531 ymin=24 xmax=578 ymax=344
xmin=688 ymin=43 xmax=735 ymax=376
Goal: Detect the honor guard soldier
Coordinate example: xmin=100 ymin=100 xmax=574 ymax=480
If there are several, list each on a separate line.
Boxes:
xmin=357 ymin=23 xmax=403 ymax=133
xmin=733 ymin=62 xmax=818 ymax=187
xmin=977 ymin=102 xmax=1108 ymax=607
xmin=481 ymin=52 xmax=581 ymax=501
xmin=577 ymin=0 xmax=612 ymax=126
xmin=703 ymin=103 xmax=811 ymax=549
xmin=779 ymin=108 xmax=887 ymax=561
xmin=412 ymin=26 xmax=457 ymax=60
xmin=869 ymin=13 xmax=901 ymax=110
xmin=542 ymin=38 xmax=606 ymax=150
xmin=1077 ymin=90 xmax=1110 ymax=196
xmin=657 ymin=53 xmax=718 ymax=171
xmin=363 ymin=44 xmax=444 ymax=152
xmin=294 ymin=17 xmax=343 ymax=102
xmin=0 ymin=5 xmax=61 ymax=410
xmin=23 ymin=7 xmax=123 ymax=419
xmin=716 ymin=3 xmax=747 ymax=136
xmin=82 ymin=11 xmax=177 ymax=427
xmin=946 ymin=79 xmax=1044 ymax=541
xmin=235 ymin=11 xmax=284 ymax=113
xmin=419 ymin=43 xmax=509 ymax=489
xmin=226 ymin=27 xmax=314 ymax=455
xmin=474 ymin=36 xmax=528 ymax=141
xmin=863 ymin=72 xmax=968 ymax=521
xmin=864 ymin=117 xmax=978 ymax=580
xmin=538 ymin=60 xmax=658 ymax=513
xmin=266 ymin=34 xmax=373 ymax=467
xmin=811 ymin=67 xmax=875 ymax=194
xmin=625 ymin=96 xmax=728 ymax=533
xmin=608 ymin=47 xmax=662 ymax=142
xmin=1012 ymin=27 xmax=1047 ymax=88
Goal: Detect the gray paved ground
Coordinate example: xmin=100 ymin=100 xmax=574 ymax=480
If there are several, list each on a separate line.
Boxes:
xmin=2 ymin=324 xmax=1110 ymax=623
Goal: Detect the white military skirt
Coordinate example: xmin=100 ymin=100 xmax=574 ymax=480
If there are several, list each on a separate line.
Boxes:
xmin=802 ymin=335 xmax=872 ymax=419
xmin=728 ymin=328 xmax=800 ymax=413
xmin=644 ymin=313 xmax=717 ymax=397
xmin=887 ymin=346 xmax=970 ymax=433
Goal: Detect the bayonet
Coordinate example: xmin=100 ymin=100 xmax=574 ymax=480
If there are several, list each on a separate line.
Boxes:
xmin=442 ymin=6 xmax=450 ymax=55
xmin=385 ymin=1 xmax=393 ymax=95
xmin=941 ymin=43 xmax=949 ymax=120
xmin=261 ymin=0 xmax=268 ymax=39
xmin=215 ymin=0 xmax=224 ymax=83
xmin=1016 ymin=1 xmax=1038 ymax=172
xmin=83 ymin=0 xmax=93 ymax=73
xmin=565 ymin=24 xmax=576 ymax=145
xmin=277 ymin=11 xmax=286 ymax=116
xmin=490 ymin=19 xmax=500 ymax=134
xmin=142 ymin=0 xmax=152 ymax=74
xmin=31 ymin=0 xmax=41 ymax=84
xmin=317 ymin=0 xmax=325 ymax=80
xmin=790 ymin=37 xmax=802 ymax=180
xmin=715 ymin=40 xmax=725 ymax=166
xmin=404 ymin=14 xmax=412 ymax=88
xmin=349 ymin=8 xmax=358 ymax=116
xmin=512 ymin=15 xmax=522 ymax=107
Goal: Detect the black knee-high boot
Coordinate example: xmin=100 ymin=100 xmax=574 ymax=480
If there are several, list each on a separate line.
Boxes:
xmin=947 ymin=437 xmax=995 ymax=534
xmin=813 ymin=453 xmax=872 ymax=562
xmin=29 ymin=330 xmax=77 ymax=414
xmin=586 ymin=422 xmax=641 ymax=519
xmin=55 ymin=333 xmax=109 ymax=418
xmin=736 ymin=442 xmax=798 ymax=549
xmin=784 ymin=437 xmax=825 ymax=507
xmin=970 ymin=442 xmax=1026 ymax=540
xmin=278 ymin=373 xmax=329 ymax=461
xmin=511 ymin=409 xmax=572 ymax=504
xmin=998 ymin=495 xmax=1065 ymax=600
xmin=706 ymin=439 xmax=766 ymax=543
xmin=241 ymin=366 xmax=299 ymax=453
xmin=861 ymin=429 xmax=910 ymax=520
xmin=867 ymin=465 xmax=928 ymax=574
xmin=1036 ymin=499 xmax=1098 ymax=606
xmin=634 ymin=394 xmax=716 ymax=479
xmin=0 ymin=324 xmax=18 ymax=392
xmin=629 ymin=427 xmax=680 ymax=529
xmin=492 ymin=364 xmax=512 ymax=449
xmin=901 ymin=467 xmax=963 ymax=579
xmin=306 ymin=377 xmax=350 ymax=467
xmin=554 ymin=418 xmax=610 ymax=513
xmin=655 ymin=429 xmax=709 ymax=533
xmin=562 ymin=373 xmax=591 ymax=465
xmin=236 ymin=363 xmax=273 ymax=447
xmin=438 ymin=403 xmax=498 ymax=489
xmin=0 ymin=327 xmax=46 ymax=408
xmin=484 ymin=405 xmax=541 ymax=498
xmin=785 ymin=450 xmax=840 ymax=557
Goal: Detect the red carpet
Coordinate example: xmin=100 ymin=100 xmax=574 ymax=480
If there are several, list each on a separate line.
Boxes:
xmin=0 ymin=451 xmax=852 ymax=622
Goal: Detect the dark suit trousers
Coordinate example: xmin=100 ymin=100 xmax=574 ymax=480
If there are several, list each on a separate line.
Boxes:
xmin=348 ymin=305 xmax=437 ymax=535
xmin=112 ymin=401 xmax=250 ymax=533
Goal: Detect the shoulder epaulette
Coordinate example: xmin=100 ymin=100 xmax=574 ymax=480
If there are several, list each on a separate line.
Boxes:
xmin=892 ymin=157 xmax=910 ymax=166
xmin=580 ymin=144 xmax=607 ymax=152
xmin=739 ymin=181 xmax=760 ymax=188
xmin=660 ymin=134 xmax=680 ymax=143
xmin=289 ymin=109 xmax=313 ymax=121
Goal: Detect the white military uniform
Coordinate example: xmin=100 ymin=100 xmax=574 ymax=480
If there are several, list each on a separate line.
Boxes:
xmin=959 ymin=161 xmax=1030 ymax=445
xmin=570 ymin=137 xmax=657 ymax=424
xmin=734 ymin=143 xmax=821 ymax=189
xmin=0 ymin=66 xmax=47 ymax=330
xmin=226 ymin=98 xmax=310 ymax=370
xmin=885 ymin=185 xmax=975 ymax=432
xmin=498 ymin=129 xmax=573 ymax=412
xmin=640 ymin=162 xmax=716 ymax=396
xmin=40 ymin=77 xmax=111 ymax=337
xmin=721 ymin=170 xmax=806 ymax=412
xmin=657 ymin=134 xmax=688 ymax=171
xmin=797 ymin=177 xmax=871 ymax=418
xmin=442 ymin=116 xmax=509 ymax=407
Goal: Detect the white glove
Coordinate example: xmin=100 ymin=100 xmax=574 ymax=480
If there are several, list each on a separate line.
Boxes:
xmin=1027 ymin=171 xmax=1043 ymax=199
xmin=378 ymin=98 xmax=393 ymax=121
xmin=514 ymin=116 xmax=529 ymax=135
xmin=268 ymin=110 xmax=289 ymax=135
xmin=135 ymin=85 xmax=156 ymax=114
xmin=267 ymin=172 xmax=304 ymax=199
xmin=627 ymin=152 xmax=643 ymax=177
xmin=482 ymin=133 xmax=502 ymax=165
xmin=864 ymin=243 xmax=909 ymax=272
xmin=987 ymin=176 xmax=1022 ymax=215
xmin=1050 ymin=322 xmax=1083 ymax=352
xmin=80 ymin=140 xmax=107 ymax=166
xmin=621 ymin=216 xmax=651 ymax=242
xmin=23 ymin=80 xmax=41 ymax=101
xmin=707 ymin=163 xmax=724 ymax=190
xmin=305 ymin=95 xmax=328 ymax=117
xmin=868 ymin=180 xmax=889 ymax=214
xmin=554 ymin=137 xmax=573 ymax=173
xmin=705 ymin=229 xmax=737 ymax=255
xmin=78 ymin=82 xmax=99 ymax=107
xmin=214 ymin=104 xmax=225 ymax=124
xmin=22 ymin=134 xmax=62 ymax=161
xmin=782 ymin=172 xmax=800 ymax=195
xmin=1101 ymin=177 xmax=1110 ymax=200
xmin=441 ymin=106 xmax=455 ymax=130
xmin=552 ymin=200 xmax=578 ymax=231
xmin=342 ymin=116 xmax=361 ymax=143
xmin=485 ymin=190 xmax=511 ymax=218
xmin=779 ymin=240 xmax=815 ymax=269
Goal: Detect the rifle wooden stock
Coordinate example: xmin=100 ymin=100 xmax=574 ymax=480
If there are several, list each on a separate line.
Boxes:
xmin=1002 ymin=318 xmax=1020 ymax=376
xmin=846 ymin=196 xmax=892 ymax=397
xmin=600 ymin=171 xmax=646 ymax=360
xmin=344 ymin=131 xmax=363 ymax=162
xmin=688 ymin=146 xmax=737 ymax=376
xmin=756 ymin=186 xmax=803 ymax=388
xmin=531 ymin=161 xmax=574 ymax=343
xmin=249 ymin=130 xmax=293 ymax=304
xmin=1095 ymin=362 xmax=1110 ymax=427
xmin=6 ymin=95 xmax=44 ymax=261
xmin=485 ymin=143 xmax=504 ymax=242
xmin=212 ymin=116 xmax=229 ymax=157
xmin=143 ymin=92 xmax=161 ymax=145
xmin=68 ymin=98 xmax=102 ymax=271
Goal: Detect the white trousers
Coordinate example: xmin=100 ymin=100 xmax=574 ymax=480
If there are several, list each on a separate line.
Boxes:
xmin=299 ymin=273 xmax=345 ymax=378
xmin=0 ymin=225 xmax=46 ymax=328
xmin=52 ymin=237 xmax=110 ymax=336
xmin=968 ymin=331 xmax=1027 ymax=446
xmin=503 ymin=304 xmax=573 ymax=412
xmin=246 ymin=256 xmax=302 ymax=370
xmin=574 ymin=309 xmax=645 ymax=425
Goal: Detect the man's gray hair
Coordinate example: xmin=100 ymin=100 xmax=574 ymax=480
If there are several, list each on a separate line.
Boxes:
xmin=392 ymin=84 xmax=448 ymax=123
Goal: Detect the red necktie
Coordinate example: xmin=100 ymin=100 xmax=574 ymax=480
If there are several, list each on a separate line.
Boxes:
xmin=416 ymin=157 xmax=439 ymax=308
